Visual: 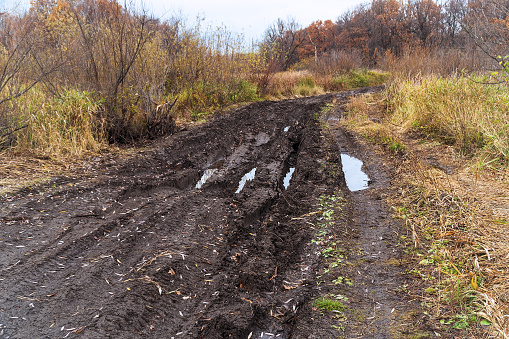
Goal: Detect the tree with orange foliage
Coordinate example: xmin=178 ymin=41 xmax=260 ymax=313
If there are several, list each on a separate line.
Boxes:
xmin=407 ymin=0 xmax=443 ymax=46
xmin=369 ymin=0 xmax=408 ymax=54
xmin=302 ymin=20 xmax=337 ymax=63
xmin=336 ymin=4 xmax=370 ymax=51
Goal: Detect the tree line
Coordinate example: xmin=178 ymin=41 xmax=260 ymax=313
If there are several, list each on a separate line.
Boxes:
xmin=260 ymin=0 xmax=507 ymax=72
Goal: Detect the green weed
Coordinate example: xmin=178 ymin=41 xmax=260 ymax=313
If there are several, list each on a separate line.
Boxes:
xmin=334 ymin=69 xmax=389 ymax=89
xmin=314 ymin=297 xmax=346 ymax=312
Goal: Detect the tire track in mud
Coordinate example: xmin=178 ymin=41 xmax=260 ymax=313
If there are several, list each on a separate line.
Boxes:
xmin=328 ymin=127 xmax=431 ymax=339
xmin=0 ymin=86 xmax=424 ymax=339
xmin=288 ymin=107 xmax=434 ymax=339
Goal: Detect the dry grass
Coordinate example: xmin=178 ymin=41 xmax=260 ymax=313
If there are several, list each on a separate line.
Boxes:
xmin=264 ymin=70 xmax=323 ymax=98
xmin=12 ymin=89 xmax=106 ymax=157
xmin=0 ymin=153 xmax=72 ymax=194
xmin=341 ymin=93 xmax=406 ymax=154
xmin=342 ymin=92 xmax=509 ymax=338
xmin=0 ymin=144 xmax=140 ymax=195
xmin=263 ymin=69 xmax=389 ymax=99
xmin=394 ymin=151 xmax=509 ymax=338
xmin=380 ymin=46 xmax=488 ymax=79
xmin=388 ymin=76 xmax=509 ymax=162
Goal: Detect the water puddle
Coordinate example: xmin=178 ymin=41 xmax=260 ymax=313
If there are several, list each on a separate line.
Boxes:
xmin=195 ymin=159 xmax=224 ymax=189
xmin=341 ymin=154 xmax=370 ymax=191
xmin=283 ymin=167 xmax=295 ymax=190
xmin=327 ymin=116 xmax=340 ymax=125
xmin=283 ymin=126 xmax=290 ymax=132
xmin=235 ymin=168 xmax=256 ymax=193
xmin=195 ymin=169 xmax=217 ymax=189
xmin=249 ymin=331 xmax=284 ymax=338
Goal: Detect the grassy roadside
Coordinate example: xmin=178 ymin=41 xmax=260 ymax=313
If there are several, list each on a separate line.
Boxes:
xmin=340 ymin=81 xmax=509 ymax=338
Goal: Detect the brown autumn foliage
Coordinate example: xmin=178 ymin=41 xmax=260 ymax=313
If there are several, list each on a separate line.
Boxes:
xmin=1 ymin=0 xmax=260 ymax=147
xmin=259 ymin=0 xmax=490 ymax=74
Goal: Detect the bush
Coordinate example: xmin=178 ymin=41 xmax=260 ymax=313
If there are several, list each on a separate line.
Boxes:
xmin=334 ymin=69 xmax=389 ymax=89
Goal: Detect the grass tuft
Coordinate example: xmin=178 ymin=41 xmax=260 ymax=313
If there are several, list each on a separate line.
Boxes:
xmin=314 ymin=297 xmax=345 ymax=312
xmin=334 ymin=69 xmax=389 ymax=90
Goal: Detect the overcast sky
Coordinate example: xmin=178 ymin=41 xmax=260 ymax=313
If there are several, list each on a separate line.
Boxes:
xmin=157 ymin=0 xmax=368 ymax=42
xmin=4 ymin=0 xmax=368 ymax=43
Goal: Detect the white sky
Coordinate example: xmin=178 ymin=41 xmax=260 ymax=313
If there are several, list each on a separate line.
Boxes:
xmin=157 ymin=0 xmax=368 ymax=43
xmin=4 ymin=0 xmax=368 ymax=43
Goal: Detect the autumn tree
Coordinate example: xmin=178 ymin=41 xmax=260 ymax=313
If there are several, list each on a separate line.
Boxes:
xmin=336 ymin=5 xmax=371 ymax=50
xmin=260 ymin=17 xmax=306 ymax=72
xmin=301 ymin=20 xmax=337 ymax=64
xmin=463 ymin=0 xmax=509 ymax=58
xmin=441 ymin=0 xmax=467 ymax=46
xmin=406 ymin=0 xmax=443 ymax=46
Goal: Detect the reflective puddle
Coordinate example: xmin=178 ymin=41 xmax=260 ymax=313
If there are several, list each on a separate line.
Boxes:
xmin=248 ymin=328 xmax=285 ymax=338
xmin=195 ymin=168 xmax=217 ymax=189
xmin=283 ymin=167 xmax=295 ymax=190
xmin=341 ymin=154 xmax=369 ymax=191
xmin=236 ymin=168 xmax=257 ymax=193
xmin=283 ymin=126 xmax=290 ymax=132
xmin=195 ymin=160 xmax=224 ymax=189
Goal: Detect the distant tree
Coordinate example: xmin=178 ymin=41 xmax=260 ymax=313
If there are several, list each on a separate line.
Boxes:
xmin=336 ymin=4 xmax=370 ymax=50
xmin=441 ymin=0 xmax=467 ymax=46
xmin=303 ymin=20 xmax=337 ymax=63
xmin=407 ymin=0 xmax=443 ymax=46
xmin=260 ymin=17 xmax=306 ymax=72
xmin=369 ymin=0 xmax=407 ymax=55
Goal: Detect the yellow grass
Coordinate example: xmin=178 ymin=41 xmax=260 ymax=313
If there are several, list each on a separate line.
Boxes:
xmin=388 ymin=76 xmax=509 ymax=161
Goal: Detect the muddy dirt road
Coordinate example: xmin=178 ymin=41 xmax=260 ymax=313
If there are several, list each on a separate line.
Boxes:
xmin=0 ymin=88 xmax=431 ymax=338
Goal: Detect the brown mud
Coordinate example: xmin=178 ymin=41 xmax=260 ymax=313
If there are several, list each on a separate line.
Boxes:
xmin=0 ymin=87 xmax=435 ymax=338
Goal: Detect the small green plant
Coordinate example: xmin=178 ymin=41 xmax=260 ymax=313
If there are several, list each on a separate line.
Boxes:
xmin=333 ymin=276 xmax=344 ymax=284
xmin=322 ymin=247 xmax=336 ymax=258
xmin=320 ymin=102 xmax=334 ymax=115
xmin=440 ymin=313 xmax=477 ymax=330
xmin=332 ymin=276 xmax=352 ymax=286
xmin=331 ymin=324 xmax=345 ymax=331
xmin=313 ymin=297 xmax=345 ymax=312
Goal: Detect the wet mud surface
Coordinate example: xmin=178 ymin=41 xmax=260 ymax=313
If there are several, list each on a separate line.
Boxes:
xmin=1 ymin=87 xmax=431 ymax=338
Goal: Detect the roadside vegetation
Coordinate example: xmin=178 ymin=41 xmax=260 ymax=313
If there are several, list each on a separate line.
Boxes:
xmin=2 ymin=0 xmax=509 ymax=336
xmin=339 ymin=70 xmax=509 ymax=339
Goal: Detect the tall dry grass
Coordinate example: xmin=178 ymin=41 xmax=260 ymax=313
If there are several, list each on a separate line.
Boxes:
xmin=381 ymin=45 xmax=488 ymax=79
xmin=12 ymin=88 xmax=105 ymax=156
xmin=384 ymin=70 xmax=509 ymax=337
xmin=388 ymin=76 xmax=509 ymax=161
xmin=343 ymin=90 xmax=509 ymax=337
